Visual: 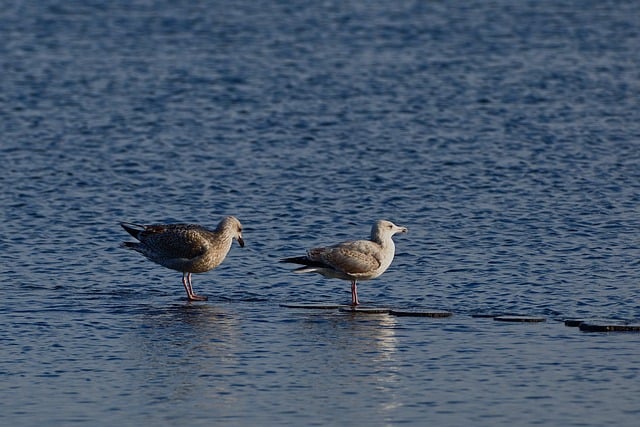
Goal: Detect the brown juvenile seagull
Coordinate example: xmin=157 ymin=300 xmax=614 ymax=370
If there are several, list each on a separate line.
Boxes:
xmin=280 ymin=220 xmax=407 ymax=306
xmin=121 ymin=216 xmax=244 ymax=301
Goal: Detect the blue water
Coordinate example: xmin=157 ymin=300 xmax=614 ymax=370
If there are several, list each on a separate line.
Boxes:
xmin=2 ymin=0 xmax=640 ymax=425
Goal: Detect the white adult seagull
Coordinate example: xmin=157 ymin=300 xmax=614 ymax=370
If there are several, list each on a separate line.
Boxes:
xmin=281 ymin=220 xmax=407 ymax=306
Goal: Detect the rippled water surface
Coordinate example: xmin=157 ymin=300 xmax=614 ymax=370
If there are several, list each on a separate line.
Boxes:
xmin=2 ymin=1 xmax=640 ymax=426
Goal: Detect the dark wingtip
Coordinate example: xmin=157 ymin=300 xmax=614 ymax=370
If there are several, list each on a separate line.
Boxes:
xmin=120 ymin=222 xmax=144 ymax=239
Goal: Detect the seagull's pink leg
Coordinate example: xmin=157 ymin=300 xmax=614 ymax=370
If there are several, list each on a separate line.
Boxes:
xmin=351 ymin=280 xmax=360 ymax=306
xmin=182 ymin=272 xmax=191 ymax=298
xmin=185 ymin=272 xmax=194 ymax=295
xmin=186 ymin=272 xmax=208 ymax=301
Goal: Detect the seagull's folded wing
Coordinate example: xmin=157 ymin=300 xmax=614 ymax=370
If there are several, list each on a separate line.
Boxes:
xmin=142 ymin=226 xmax=209 ymax=261
xmin=310 ymin=241 xmax=382 ymax=276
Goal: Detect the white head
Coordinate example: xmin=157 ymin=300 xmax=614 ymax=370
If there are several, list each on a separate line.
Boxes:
xmin=371 ymin=220 xmax=408 ymax=243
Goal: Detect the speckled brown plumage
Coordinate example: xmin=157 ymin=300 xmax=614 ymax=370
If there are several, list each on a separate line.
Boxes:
xmin=121 ymin=216 xmax=244 ymax=301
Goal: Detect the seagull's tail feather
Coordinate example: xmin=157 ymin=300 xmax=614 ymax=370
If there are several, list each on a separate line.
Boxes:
xmin=120 ymin=241 xmax=141 ymax=250
xmin=292 ymin=266 xmax=320 ymax=274
xmin=280 ymin=256 xmax=311 ymax=265
xmin=280 ymin=256 xmax=328 ymax=271
xmin=120 ymin=222 xmax=145 ymax=240
xmin=280 ymin=256 xmax=325 ymax=265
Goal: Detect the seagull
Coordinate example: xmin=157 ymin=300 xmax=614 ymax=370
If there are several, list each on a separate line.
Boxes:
xmin=120 ymin=216 xmax=244 ymax=301
xmin=280 ymin=220 xmax=407 ymax=306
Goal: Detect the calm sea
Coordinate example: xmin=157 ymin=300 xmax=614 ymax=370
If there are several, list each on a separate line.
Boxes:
xmin=1 ymin=1 xmax=639 ymax=426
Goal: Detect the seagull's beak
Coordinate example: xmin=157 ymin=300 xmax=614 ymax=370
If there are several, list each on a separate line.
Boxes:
xmin=237 ymin=235 xmax=245 ymax=248
xmin=398 ymin=226 xmax=408 ymax=234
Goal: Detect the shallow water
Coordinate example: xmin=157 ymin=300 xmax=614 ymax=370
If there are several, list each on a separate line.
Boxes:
xmin=2 ymin=1 xmax=640 ymax=426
